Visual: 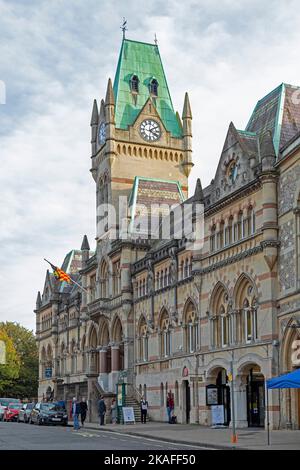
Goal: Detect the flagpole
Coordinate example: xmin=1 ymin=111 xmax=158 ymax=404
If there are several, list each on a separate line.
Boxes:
xmin=44 ymin=258 xmax=88 ymax=294
xmin=69 ymin=277 xmax=88 ymax=294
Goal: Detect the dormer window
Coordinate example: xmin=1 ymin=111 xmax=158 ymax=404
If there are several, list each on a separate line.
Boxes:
xmin=130 ymin=75 xmax=139 ymax=93
xmin=149 ymin=78 xmax=158 ymax=97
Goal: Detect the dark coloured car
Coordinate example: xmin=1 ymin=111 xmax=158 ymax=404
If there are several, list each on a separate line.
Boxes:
xmin=18 ymin=403 xmax=35 ymax=423
xmin=4 ymin=403 xmax=23 ymax=422
xmin=30 ymin=402 xmax=68 ymax=426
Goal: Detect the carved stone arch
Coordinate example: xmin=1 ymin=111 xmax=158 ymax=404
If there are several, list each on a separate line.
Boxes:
xmin=87 ymin=322 xmax=98 ymax=349
xmin=293 ymin=180 xmax=300 ymax=208
xmin=46 ymin=343 xmax=53 ymax=361
xmin=236 ymin=355 xmax=266 ymax=384
xmin=81 ymin=334 xmax=86 ymax=351
xmin=183 ymin=297 xmax=198 ymax=323
xmin=41 ymin=345 xmax=47 ymax=361
xmin=206 ymin=361 xmax=230 ymax=383
xmin=281 ymin=317 xmax=300 ymax=372
xmin=233 ymin=273 xmax=258 ymax=310
xmin=111 ymin=315 xmax=123 ymax=344
xmin=138 ymin=313 xmax=148 ymax=335
xmin=209 ymin=281 xmax=229 ymax=314
xmin=158 ymin=306 xmax=171 ymax=330
xmin=98 ymin=316 xmax=110 ymax=347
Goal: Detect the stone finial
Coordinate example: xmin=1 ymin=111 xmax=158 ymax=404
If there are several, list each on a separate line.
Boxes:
xmin=36 ymin=291 xmax=42 ymax=309
xmin=90 ymin=99 xmax=99 ymax=126
xmin=99 ymin=99 xmax=105 ymax=120
xmin=194 ymin=178 xmax=204 ymax=203
xmin=260 ymin=130 xmax=276 ymax=170
xmin=105 ymin=78 xmax=115 ymax=106
xmin=182 ymin=92 xmax=192 ymax=119
xmin=81 ymin=234 xmax=90 ymax=251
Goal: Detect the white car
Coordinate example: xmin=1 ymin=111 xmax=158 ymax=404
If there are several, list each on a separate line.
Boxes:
xmin=0 ymin=405 xmax=5 ymax=421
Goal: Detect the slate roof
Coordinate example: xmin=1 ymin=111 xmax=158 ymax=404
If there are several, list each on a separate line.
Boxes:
xmin=113 ymin=39 xmax=182 ymax=138
xmin=246 ymin=83 xmax=300 ymax=156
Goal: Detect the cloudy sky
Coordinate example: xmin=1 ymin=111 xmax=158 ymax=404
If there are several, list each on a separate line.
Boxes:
xmin=1 ymin=0 xmax=300 ymax=331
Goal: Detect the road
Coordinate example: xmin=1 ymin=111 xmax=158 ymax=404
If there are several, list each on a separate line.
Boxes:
xmin=0 ymin=421 xmax=208 ymax=450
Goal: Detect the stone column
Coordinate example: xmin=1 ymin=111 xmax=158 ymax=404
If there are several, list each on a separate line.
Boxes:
xmin=209 ymin=317 xmax=215 ymax=349
xmin=111 ymin=345 xmax=120 ymax=372
xmin=230 ymin=376 xmax=248 ymax=428
xmin=100 ymin=347 xmax=107 ymax=374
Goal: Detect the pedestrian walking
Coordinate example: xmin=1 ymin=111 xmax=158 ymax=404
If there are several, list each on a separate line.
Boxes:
xmin=166 ymin=390 xmax=174 ymax=424
xmin=79 ymin=397 xmax=88 ymax=427
xmin=98 ymin=396 xmax=106 ymax=426
xmin=140 ymin=396 xmax=148 ymax=424
xmin=71 ymin=397 xmax=81 ymax=431
xmin=111 ymin=398 xmax=117 ymax=424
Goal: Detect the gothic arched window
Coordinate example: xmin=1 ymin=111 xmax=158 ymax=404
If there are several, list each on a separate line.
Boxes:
xmin=130 ymin=75 xmax=139 ymax=93
xmin=138 ymin=317 xmax=148 ymax=362
xmin=160 ymin=310 xmax=171 ymax=358
xmin=149 ymin=78 xmax=158 ymax=97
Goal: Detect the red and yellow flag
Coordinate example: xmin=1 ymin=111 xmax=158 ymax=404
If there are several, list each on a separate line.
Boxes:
xmin=44 ymin=259 xmax=71 ymax=283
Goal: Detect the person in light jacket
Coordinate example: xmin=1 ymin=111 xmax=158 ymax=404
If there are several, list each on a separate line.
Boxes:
xmin=71 ymin=397 xmax=81 ymax=431
xmin=111 ymin=398 xmax=117 ymax=424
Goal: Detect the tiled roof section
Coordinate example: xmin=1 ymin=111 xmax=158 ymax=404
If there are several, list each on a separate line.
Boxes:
xmin=236 ymin=130 xmax=258 ymax=155
xmin=246 ymin=84 xmax=283 ymax=148
xmin=113 ymin=39 xmax=182 ymax=138
xmin=245 ymin=83 xmax=300 ymax=156
xmin=129 ymin=176 xmax=184 ymax=236
xmin=279 ymin=85 xmax=300 ymax=151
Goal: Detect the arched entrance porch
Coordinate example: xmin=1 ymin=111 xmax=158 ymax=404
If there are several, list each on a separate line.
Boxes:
xmin=281 ymin=321 xmax=300 ymax=429
xmin=237 ymin=362 xmax=265 ymax=428
xmin=206 ymin=366 xmax=231 ymax=426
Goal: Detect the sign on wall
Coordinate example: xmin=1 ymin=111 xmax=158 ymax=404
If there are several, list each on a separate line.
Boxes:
xmin=45 ymin=368 xmax=52 ymax=379
xmin=206 ymin=385 xmax=218 ymax=406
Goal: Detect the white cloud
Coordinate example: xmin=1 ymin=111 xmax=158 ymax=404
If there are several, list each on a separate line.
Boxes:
xmin=1 ymin=0 xmax=300 ymax=329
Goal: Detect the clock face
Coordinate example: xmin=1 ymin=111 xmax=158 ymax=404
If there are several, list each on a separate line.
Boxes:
xmin=140 ymin=119 xmax=161 ymax=142
xmin=98 ymin=122 xmax=106 ymax=145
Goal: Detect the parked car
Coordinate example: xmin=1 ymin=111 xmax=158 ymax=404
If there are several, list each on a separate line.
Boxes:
xmin=0 ymin=405 xmax=5 ymax=421
xmin=18 ymin=403 xmax=35 ymax=423
xmin=3 ymin=403 xmax=23 ymax=422
xmin=30 ymin=402 xmax=68 ymax=426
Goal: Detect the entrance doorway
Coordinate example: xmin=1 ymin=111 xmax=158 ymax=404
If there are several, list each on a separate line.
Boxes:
xmin=216 ymin=370 xmax=231 ymax=426
xmin=246 ymin=368 xmax=265 ymax=427
xmin=183 ymin=380 xmax=191 ymax=423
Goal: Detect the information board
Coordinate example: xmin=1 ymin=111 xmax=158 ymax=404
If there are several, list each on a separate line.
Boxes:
xmin=122 ymin=406 xmax=135 ymax=424
xmin=211 ymin=405 xmax=225 ymax=426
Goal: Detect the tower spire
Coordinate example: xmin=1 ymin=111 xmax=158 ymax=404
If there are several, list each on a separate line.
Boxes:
xmin=120 ymin=18 xmax=127 ymax=39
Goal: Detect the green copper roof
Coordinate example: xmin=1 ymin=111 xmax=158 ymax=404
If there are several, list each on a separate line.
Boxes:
xmin=113 ymin=39 xmax=182 ymax=138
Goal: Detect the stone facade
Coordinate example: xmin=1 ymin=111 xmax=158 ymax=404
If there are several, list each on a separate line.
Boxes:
xmin=35 ymin=39 xmax=300 ymax=429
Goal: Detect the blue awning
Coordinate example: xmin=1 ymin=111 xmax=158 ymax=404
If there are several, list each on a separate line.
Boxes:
xmin=267 ymin=368 xmax=300 ymax=389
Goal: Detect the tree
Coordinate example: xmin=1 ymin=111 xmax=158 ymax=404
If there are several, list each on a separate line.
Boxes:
xmin=0 ymin=322 xmax=38 ymax=399
xmin=0 ymin=328 xmax=20 ymax=395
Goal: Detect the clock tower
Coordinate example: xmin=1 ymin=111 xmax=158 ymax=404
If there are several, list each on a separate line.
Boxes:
xmin=90 ymin=38 xmax=193 ymax=240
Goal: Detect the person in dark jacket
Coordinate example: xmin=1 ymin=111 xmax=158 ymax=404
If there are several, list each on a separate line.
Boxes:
xmin=71 ymin=397 xmax=81 ymax=431
xmin=98 ymin=396 xmax=106 ymax=426
xmin=140 ymin=396 xmax=148 ymax=424
xmin=79 ymin=397 xmax=88 ymax=427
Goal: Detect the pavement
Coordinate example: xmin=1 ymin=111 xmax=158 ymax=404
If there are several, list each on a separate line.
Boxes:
xmin=68 ymin=420 xmax=300 ymax=450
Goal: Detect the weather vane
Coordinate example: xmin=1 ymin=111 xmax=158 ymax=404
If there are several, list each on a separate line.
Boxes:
xmin=121 ymin=17 xmax=127 ymax=39
xmin=154 ymin=33 xmax=158 ymax=45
